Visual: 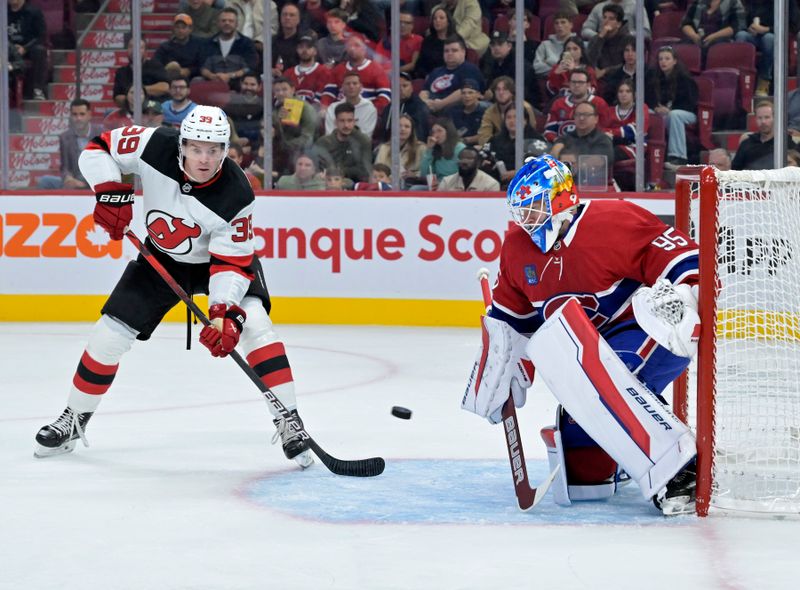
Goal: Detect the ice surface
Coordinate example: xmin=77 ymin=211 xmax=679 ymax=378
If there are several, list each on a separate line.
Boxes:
xmin=1 ymin=323 xmax=797 ymax=589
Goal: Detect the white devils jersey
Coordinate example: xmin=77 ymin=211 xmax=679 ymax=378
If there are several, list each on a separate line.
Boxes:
xmin=79 ymin=125 xmax=256 ymax=306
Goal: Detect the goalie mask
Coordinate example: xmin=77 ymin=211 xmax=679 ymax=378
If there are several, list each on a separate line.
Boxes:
xmin=506 ymin=155 xmax=579 ymax=253
xmin=178 ymin=105 xmax=231 ymax=180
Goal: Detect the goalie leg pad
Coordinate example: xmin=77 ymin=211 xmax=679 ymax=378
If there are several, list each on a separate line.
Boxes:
xmin=541 ymin=406 xmax=618 ymax=506
xmin=527 ymin=299 xmax=696 ymax=500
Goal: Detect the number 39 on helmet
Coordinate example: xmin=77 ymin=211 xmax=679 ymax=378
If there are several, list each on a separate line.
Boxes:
xmin=178 ymin=105 xmax=231 ymax=178
xmin=506 ymin=154 xmax=579 ymax=254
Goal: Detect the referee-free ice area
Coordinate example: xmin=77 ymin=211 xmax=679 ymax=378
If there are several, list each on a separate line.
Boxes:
xmin=1 ymin=323 xmax=797 ymax=589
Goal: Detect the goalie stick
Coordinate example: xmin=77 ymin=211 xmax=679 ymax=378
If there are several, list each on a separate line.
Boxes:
xmin=126 ymin=230 xmax=385 ymax=478
xmin=477 ymin=268 xmax=559 ymax=510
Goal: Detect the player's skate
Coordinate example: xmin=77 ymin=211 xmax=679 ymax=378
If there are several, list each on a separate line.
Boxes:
xmin=34 ymin=408 xmax=93 ymax=458
xmin=654 ymin=459 xmax=697 ymax=516
xmin=272 ymin=409 xmax=313 ymax=468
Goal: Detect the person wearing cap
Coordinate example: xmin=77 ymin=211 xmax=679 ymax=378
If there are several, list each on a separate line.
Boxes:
xmin=142 ymin=98 xmax=165 ymax=128
xmin=200 ymin=7 xmax=258 ymax=89
xmin=324 ymin=72 xmax=377 ymax=137
xmin=182 ymin=0 xmax=220 ymax=39
xmin=285 ymin=30 xmax=331 ymax=107
xmin=227 ymin=0 xmax=279 ymax=51
xmin=112 ymin=37 xmax=170 ymax=109
xmin=162 ymin=76 xmax=197 ymax=128
xmin=155 ymin=14 xmax=206 ymax=79
xmin=419 ymin=36 xmax=485 ymax=114
xmin=446 ymin=78 xmax=486 ymax=146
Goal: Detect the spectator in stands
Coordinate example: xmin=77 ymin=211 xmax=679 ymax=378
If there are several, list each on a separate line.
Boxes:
xmin=274 ymin=76 xmax=318 ymax=157
xmin=375 ymin=72 xmax=431 ymax=144
xmin=324 ymin=165 xmax=346 ymax=191
xmin=322 ymin=35 xmax=391 ymax=116
xmin=317 ymin=8 xmax=349 ymax=67
xmin=227 ymin=0 xmax=278 ymax=51
xmin=788 ymin=87 xmax=800 ymax=137
xmin=113 ymin=37 xmax=170 ymax=108
xmin=200 ymin=8 xmax=258 ymax=90
xmin=544 ymin=67 xmax=610 ymax=144
xmin=433 ymin=0 xmax=490 ymax=57
xmin=183 ymin=0 xmax=220 ymax=39
xmin=419 ymin=118 xmax=466 ymax=189
xmin=603 ymin=78 xmax=648 ymax=162
xmin=681 ymin=0 xmax=746 ymax=66
xmin=7 ymin=0 xmax=47 ymax=100
xmin=477 ymin=76 xmax=538 ymax=145
xmin=413 ymin=7 xmax=456 ymax=80
xmin=546 ymin=36 xmax=597 ymax=97
xmin=276 ymin=151 xmax=326 ymax=190
xmin=227 ymin=73 xmax=263 ymax=146
xmin=586 ymin=5 xmax=631 ymax=81
xmin=645 ymin=46 xmax=698 ymax=170
xmin=354 ymin=164 xmax=393 ymax=190
xmin=325 ymin=72 xmax=377 ymax=136
xmin=582 ymin=0 xmax=651 ymax=40
xmin=374 ymin=113 xmax=427 ymax=188
xmin=600 ymin=36 xmax=637 ymax=104
xmin=480 ymin=31 xmax=515 ymax=84
xmin=160 ymin=77 xmax=195 ymax=128
xmin=142 ymin=98 xmax=165 ymax=127
xmin=708 ymin=147 xmax=732 ymax=170
xmin=37 ymin=99 xmax=103 ymax=189
xmin=228 ymin=142 xmax=263 ymax=188
xmin=398 ymin=11 xmax=424 ymax=74
xmin=506 ymin=8 xmax=538 ymax=63
xmin=272 ymin=2 xmax=304 ymax=74
xmin=336 ymin=0 xmax=385 ymax=43
xmin=420 ymin=36 xmax=485 ymax=114
xmin=534 ymin=12 xmax=575 ymax=78
xmin=7 ymin=37 xmax=25 ymax=95
xmin=735 ymin=2 xmax=775 ymax=97
xmin=787 ymin=150 xmax=800 ymax=167
xmin=285 ymin=31 xmax=330 ymax=107
xmin=552 ymin=101 xmax=616 ymax=182
xmin=438 ymin=145 xmax=500 ymax=192
xmin=315 ymin=102 xmax=373 ymax=184
xmin=155 ymin=14 xmax=205 ymax=79
xmin=732 ymin=100 xmax=788 ymax=171
xmin=447 ymin=78 xmax=485 ymax=146
xmin=299 ymin=0 xmax=328 ymax=37
xmin=104 ymin=86 xmax=141 ymax=130
xmin=488 ymin=107 xmax=548 ymax=186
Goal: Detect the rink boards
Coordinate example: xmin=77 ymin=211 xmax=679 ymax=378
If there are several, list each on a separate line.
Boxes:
xmin=0 ymin=191 xmax=674 ymax=325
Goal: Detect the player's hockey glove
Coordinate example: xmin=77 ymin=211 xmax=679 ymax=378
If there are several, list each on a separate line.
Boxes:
xmin=200 ymin=304 xmax=246 ymax=357
xmin=93 ymin=181 xmax=134 ymax=240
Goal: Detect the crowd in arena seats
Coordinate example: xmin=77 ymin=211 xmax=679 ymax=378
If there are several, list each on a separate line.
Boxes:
xmin=9 ymin=0 xmax=800 ymax=192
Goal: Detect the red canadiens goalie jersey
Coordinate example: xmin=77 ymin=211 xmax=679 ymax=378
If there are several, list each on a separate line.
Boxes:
xmin=490 ymin=199 xmax=699 ymax=335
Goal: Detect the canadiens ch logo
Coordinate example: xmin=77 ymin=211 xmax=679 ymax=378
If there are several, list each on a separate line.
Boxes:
xmin=523 ymin=264 xmax=538 ymax=285
xmin=182 ymin=183 xmax=192 ymax=193
xmin=146 ymin=210 xmax=202 ymax=255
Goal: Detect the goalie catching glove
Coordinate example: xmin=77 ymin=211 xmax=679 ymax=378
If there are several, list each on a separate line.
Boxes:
xmin=200 ymin=304 xmax=246 ymax=357
xmin=462 ymin=315 xmax=535 ymax=424
xmin=632 ymin=279 xmax=700 ymax=358
xmin=93 ymin=181 xmax=134 ymax=241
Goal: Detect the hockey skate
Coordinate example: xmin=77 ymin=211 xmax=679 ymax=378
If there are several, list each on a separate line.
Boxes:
xmin=34 ymin=408 xmax=93 ymax=458
xmin=654 ymin=459 xmax=697 ymax=516
xmin=272 ymin=409 xmax=314 ymax=469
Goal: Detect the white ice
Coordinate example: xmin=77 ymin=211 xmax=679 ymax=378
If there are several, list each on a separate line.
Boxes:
xmin=1 ymin=323 xmax=797 ymax=590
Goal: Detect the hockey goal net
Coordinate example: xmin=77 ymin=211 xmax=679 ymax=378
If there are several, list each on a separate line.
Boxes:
xmin=675 ymin=166 xmax=800 ymax=516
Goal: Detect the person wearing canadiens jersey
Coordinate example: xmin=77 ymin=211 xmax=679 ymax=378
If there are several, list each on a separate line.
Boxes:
xmin=462 ymin=154 xmax=702 ymax=515
xmin=34 ymin=105 xmax=313 ymax=469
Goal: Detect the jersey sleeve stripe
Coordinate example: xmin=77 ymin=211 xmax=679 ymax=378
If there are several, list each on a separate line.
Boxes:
xmin=209 ymin=264 xmax=254 ymax=280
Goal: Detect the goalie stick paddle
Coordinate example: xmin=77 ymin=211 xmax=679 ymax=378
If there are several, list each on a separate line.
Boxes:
xmin=126 ymin=230 xmax=385 ymax=478
xmin=477 ymin=268 xmax=559 ymax=510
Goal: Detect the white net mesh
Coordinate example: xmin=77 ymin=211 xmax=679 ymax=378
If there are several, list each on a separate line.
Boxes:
xmin=686 ymin=167 xmax=800 ymax=514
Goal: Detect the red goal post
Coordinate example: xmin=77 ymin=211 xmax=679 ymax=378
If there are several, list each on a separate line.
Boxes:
xmin=674 ymin=166 xmax=800 ymax=517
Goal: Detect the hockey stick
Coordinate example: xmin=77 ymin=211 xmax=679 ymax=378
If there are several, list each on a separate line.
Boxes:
xmin=126 ymin=230 xmax=385 ymax=477
xmin=477 ymin=268 xmax=558 ymax=510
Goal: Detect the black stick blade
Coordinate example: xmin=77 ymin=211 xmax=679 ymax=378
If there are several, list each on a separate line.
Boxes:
xmin=307 ymin=439 xmax=386 ymax=477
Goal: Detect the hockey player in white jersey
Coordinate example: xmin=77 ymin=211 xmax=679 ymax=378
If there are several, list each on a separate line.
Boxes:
xmin=34 ymin=105 xmax=313 ymax=469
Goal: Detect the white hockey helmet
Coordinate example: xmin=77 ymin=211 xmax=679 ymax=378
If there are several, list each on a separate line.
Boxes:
xmin=178 ymin=105 xmax=231 ymax=179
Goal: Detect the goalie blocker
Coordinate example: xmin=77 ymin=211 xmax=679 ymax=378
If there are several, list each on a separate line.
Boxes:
xmin=529 ymin=298 xmax=696 ymax=502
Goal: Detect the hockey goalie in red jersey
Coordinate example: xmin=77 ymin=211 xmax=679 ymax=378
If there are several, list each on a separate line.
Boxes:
xmin=462 ymin=154 xmax=701 ymax=515
xmin=34 ymin=105 xmax=313 ymax=469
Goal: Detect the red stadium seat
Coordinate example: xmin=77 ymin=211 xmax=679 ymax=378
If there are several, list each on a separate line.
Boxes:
xmin=526 ymin=15 xmax=541 ymax=42
xmin=189 ymin=80 xmax=231 ymax=108
xmin=494 ymin=14 xmax=509 ymax=34
xmin=674 ymin=43 xmax=701 ymax=75
xmin=705 ymin=42 xmax=756 ymax=112
xmin=701 ymin=68 xmax=742 ymax=129
xmin=412 ymin=78 xmax=426 ymax=95
xmin=414 ymin=16 xmax=429 ymax=36
xmin=652 ymin=11 xmax=685 ymax=41
xmin=690 ymin=75 xmax=715 ymax=151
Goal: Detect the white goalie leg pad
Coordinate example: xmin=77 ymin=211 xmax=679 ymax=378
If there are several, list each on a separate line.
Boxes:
xmin=238 ymin=296 xmax=297 ymax=416
xmin=632 ymin=279 xmax=700 ymax=358
xmin=527 ymin=299 xmax=696 ymax=499
xmin=462 ymin=315 xmax=534 ymax=424
xmin=67 ymin=315 xmax=137 ymax=413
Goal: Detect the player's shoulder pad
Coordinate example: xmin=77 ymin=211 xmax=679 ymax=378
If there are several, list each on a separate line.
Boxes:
xmin=192 ymin=158 xmax=254 ymax=223
xmin=141 ymin=126 xmax=180 ymax=172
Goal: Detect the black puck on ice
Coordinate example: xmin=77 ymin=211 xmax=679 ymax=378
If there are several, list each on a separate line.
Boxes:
xmin=391 ymin=406 xmax=412 ymax=420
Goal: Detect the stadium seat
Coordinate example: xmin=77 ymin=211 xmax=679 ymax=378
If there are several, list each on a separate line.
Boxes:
xmin=701 ymin=68 xmax=742 ymax=129
xmin=466 ymin=48 xmax=479 ymax=65
xmin=494 ymin=14 xmax=509 ymax=33
xmin=652 ymin=11 xmax=685 ymax=41
xmin=690 ymin=75 xmax=715 ymax=151
xmin=189 ymin=80 xmax=231 ymax=108
xmin=527 ymin=15 xmax=541 ymax=42
xmin=705 ymin=42 xmax=756 ymax=113
xmin=674 ymin=43 xmax=701 ymax=75
xmin=414 ymin=16 xmax=428 ymax=36
xmin=412 ymin=78 xmax=425 ymax=95
xmin=538 ymin=0 xmax=562 ymax=23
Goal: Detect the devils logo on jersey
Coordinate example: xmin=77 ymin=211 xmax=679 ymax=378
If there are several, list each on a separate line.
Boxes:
xmin=146 ymin=210 xmax=202 ymax=255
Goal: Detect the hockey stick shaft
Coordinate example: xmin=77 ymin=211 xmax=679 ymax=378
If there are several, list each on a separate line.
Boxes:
xmin=125 ymin=230 xmax=384 ymax=477
xmin=477 ymin=268 xmax=556 ymax=510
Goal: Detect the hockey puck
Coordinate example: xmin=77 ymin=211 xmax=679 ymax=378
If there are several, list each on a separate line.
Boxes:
xmin=391 ymin=406 xmax=412 ymax=420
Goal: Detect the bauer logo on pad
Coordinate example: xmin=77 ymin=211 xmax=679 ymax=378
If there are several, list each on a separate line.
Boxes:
xmin=524 ymin=264 xmax=539 ymax=285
